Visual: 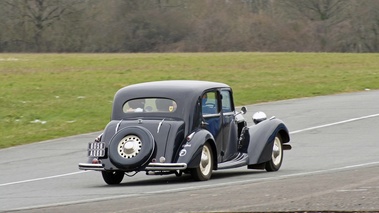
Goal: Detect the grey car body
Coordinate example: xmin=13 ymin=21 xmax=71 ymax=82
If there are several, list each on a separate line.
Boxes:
xmin=79 ymin=80 xmax=291 ymax=184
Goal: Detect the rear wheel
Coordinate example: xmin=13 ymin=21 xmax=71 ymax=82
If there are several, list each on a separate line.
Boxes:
xmin=191 ymin=142 xmax=213 ymax=181
xmin=265 ymin=134 xmax=283 ymax=172
xmin=102 ymin=171 xmax=124 ymax=185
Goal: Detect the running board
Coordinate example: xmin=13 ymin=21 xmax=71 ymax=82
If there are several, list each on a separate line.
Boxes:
xmin=217 ymin=153 xmax=249 ymax=170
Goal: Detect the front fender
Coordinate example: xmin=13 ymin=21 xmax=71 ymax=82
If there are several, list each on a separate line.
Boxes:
xmin=175 ymin=129 xmax=216 ymax=168
xmin=247 ymin=118 xmax=290 ymax=165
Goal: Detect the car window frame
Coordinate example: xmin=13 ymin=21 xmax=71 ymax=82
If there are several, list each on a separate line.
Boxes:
xmin=201 ymin=90 xmax=221 ymax=117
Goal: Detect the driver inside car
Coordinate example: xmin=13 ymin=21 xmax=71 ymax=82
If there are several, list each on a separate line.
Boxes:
xmin=202 ymin=93 xmax=216 ymax=114
xmin=127 ymin=99 xmax=145 ymax=112
xmin=201 ymin=93 xmax=219 ymax=137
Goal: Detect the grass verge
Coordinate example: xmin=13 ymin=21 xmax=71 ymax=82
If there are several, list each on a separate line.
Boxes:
xmin=1 ymin=52 xmax=378 ymax=148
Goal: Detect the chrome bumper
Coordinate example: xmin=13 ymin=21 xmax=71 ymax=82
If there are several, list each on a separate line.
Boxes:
xmin=78 ymin=162 xmax=187 ymax=171
xmin=145 ymin=163 xmax=187 ymax=171
xmin=78 ymin=163 xmax=104 ymax=171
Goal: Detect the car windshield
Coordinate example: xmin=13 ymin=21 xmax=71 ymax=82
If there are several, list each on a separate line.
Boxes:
xmin=123 ymin=98 xmax=177 ymax=113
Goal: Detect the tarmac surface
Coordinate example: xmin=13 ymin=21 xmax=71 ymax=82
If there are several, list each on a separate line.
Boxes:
xmin=1 ymin=90 xmax=378 ymax=213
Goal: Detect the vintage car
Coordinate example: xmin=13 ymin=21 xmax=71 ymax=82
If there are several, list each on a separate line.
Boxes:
xmin=79 ymin=80 xmax=291 ymax=184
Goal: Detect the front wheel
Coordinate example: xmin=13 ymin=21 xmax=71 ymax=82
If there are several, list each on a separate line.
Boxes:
xmin=102 ymin=171 xmax=124 ymax=185
xmin=265 ymin=134 xmax=283 ymax=172
xmin=191 ymin=142 xmax=213 ymax=181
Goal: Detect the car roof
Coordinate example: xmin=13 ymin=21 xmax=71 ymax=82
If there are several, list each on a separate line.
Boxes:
xmin=120 ymin=80 xmax=229 ymax=96
xmin=111 ymin=80 xmax=231 ymax=119
xmin=114 ymin=80 xmax=229 ymax=102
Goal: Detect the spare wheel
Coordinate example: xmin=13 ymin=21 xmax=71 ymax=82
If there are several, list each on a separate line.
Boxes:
xmin=108 ymin=126 xmax=155 ymax=170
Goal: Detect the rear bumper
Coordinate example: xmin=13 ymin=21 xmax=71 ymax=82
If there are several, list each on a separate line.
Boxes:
xmin=78 ymin=162 xmax=187 ymax=171
xmin=145 ymin=163 xmax=187 ymax=171
xmin=78 ymin=163 xmax=104 ymax=171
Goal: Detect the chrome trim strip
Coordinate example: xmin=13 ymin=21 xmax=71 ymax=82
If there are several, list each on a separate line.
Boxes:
xmin=145 ymin=163 xmax=187 ymax=171
xmin=223 ymin=111 xmax=235 ymax=116
xmin=115 ymin=119 xmax=123 ymax=133
xmin=203 ymin=113 xmax=220 ymax=118
xmin=157 ymin=118 xmax=165 ymax=133
xmin=78 ymin=163 xmax=104 ymax=171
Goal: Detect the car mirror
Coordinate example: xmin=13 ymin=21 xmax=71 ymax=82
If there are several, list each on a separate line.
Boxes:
xmin=240 ymin=106 xmax=247 ymax=115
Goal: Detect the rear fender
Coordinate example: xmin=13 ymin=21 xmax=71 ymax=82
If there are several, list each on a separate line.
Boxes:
xmin=247 ymin=119 xmax=289 ymax=165
xmin=175 ymin=129 xmax=216 ymax=169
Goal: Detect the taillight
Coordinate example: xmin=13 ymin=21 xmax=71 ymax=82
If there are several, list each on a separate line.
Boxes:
xmin=92 ymin=158 xmax=99 ymax=164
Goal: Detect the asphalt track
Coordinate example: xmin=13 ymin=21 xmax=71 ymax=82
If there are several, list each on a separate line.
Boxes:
xmin=1 ymin=90 xmax=379 ymax=213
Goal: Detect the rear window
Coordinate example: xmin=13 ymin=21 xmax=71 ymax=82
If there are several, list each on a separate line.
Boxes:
xmin=123 ymin=98 xmax=177 ymax=113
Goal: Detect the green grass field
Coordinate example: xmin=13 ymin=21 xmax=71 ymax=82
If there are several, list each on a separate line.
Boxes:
xmin=1 ymin=53 xmax=378 ymax=149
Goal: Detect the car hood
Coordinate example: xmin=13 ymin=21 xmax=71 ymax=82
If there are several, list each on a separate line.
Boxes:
xmin=102 ymin=118 xmax=185 ymax=163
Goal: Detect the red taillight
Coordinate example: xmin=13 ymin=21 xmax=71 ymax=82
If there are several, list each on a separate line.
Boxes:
xmin=92 ymin=158 xmax=99 ymax=164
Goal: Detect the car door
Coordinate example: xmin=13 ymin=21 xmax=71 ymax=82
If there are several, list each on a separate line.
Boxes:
xmin=220 ymin=89 xmax=239 ymax=161
xmin=201 ymin=90 xmax=223 ymax=161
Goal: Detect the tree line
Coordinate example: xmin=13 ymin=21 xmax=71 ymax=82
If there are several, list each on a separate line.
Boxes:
xmin=1 ymin=0 xmax=379 ymax=53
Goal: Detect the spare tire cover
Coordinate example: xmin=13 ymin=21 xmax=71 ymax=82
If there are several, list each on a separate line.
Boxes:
xmin=108 ymin=126 xmax=155 ymax=170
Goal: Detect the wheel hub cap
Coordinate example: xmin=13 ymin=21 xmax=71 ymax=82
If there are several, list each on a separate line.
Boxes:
xmin=200 ymin=145 xmax=211 ymax=175
xmin=272 ymin=137 xmax=282 ymax=165
xmin=273 ymin=144 xmax=280 ymax=158
xmin=118 ymin=135 xmax=142 ymax=159
xmin=123 ymin=142 xmax=135 ymax=153
xmin=201 ymin=153 xmax=209 ymax=168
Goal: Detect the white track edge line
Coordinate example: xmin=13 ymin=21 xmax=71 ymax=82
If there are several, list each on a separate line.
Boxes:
xmin=290 ymin=113 xmax=379 ymax=134
xmin=0 ymin=171 xmax=88 ymax=187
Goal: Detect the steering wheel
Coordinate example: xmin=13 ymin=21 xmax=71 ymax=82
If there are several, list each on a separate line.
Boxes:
xmin=205 ymin=103 xmax=215 ymax=108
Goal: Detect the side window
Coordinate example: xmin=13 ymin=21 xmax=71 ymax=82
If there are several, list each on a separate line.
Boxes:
xmin=202 ymin=91 xmax=218 ymax=114
xmin=221 ymin=90 xmax=232 ymax=112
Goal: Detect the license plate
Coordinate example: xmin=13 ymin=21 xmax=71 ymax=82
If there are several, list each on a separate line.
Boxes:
xmin=87 ymin=142 xmax=106 ymax=157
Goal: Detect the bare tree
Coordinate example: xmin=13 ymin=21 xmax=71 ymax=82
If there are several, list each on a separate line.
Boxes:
xmin=280 ymin=0 xmax=350 ymax=51
xmin=0 ymin=0 xmax=83 ymax=51
xmin=242 ymin=0 xmax=273 ymax=14
xmin=343 ymin=0 xmax=379 ymax=52
xmin=0 ymin=0 xmax=378 ymax=52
